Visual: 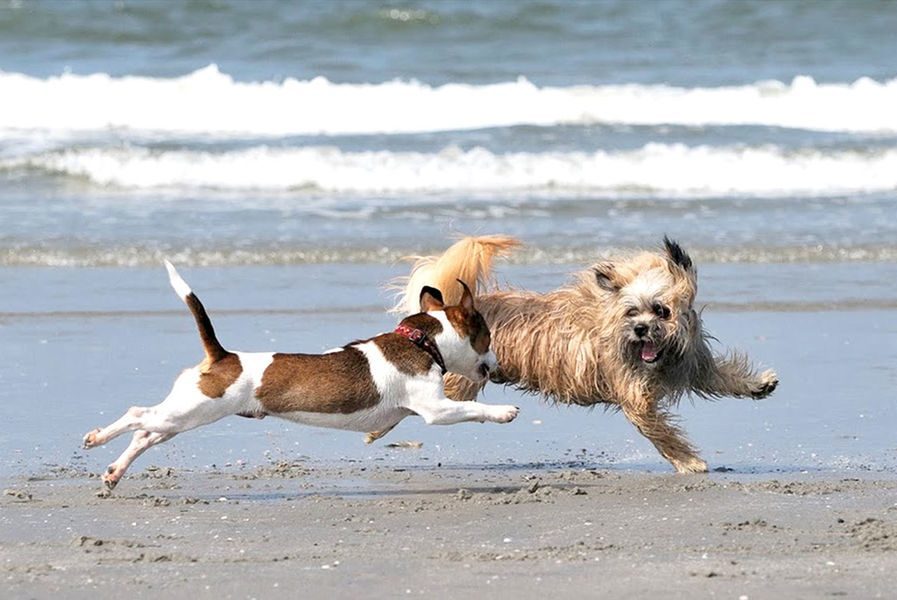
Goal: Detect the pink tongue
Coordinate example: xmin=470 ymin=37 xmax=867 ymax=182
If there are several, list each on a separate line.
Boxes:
xmin=641 ymin=341 xmax=658 ymax=361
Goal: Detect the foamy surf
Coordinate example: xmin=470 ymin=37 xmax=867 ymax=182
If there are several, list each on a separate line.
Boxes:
xmin=3 ymin=242 xmax=897 ymax=268
xmin=7 ymin=143 xmax=897 ymax=197
xmin=2 ymin=65 xmax=897 ymax=135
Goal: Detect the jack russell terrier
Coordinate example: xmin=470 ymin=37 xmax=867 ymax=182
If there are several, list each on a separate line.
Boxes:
xmin=82 ymin=261 xmax=519 ymax=494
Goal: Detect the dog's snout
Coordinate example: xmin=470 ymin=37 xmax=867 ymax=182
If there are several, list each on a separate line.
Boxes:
xmin=633 ymin=323 xmax=649 ymax=337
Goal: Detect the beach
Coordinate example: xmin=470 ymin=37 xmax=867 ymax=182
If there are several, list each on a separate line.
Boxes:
xmin=4 ymin=464 xmax=897 ymax=599
xmin=2 ymin=0 xmax=897 ymax=597
xmin=2 ymin=262 xmax=897 ymax=598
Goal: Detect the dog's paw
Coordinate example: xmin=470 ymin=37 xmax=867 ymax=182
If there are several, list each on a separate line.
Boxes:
xmin=488 ymin=405 xmax=519 ymax=424
xmin=97 ymin=475 xmax=118 ymax=498
xmin=364 ymin=431 xmax=387 ymax=445
xmin=82 ymin=428 xmax=102 ymax=449
xmin=672 ymin=456 xmax=708 ymax=474
xmin=101 ymin=465 xmax=121 ymax=492
xmin=750 ymin=370 xmax=779 ymax=399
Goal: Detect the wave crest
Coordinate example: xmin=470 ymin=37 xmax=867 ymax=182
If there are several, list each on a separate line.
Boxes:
xmin=2 ymin=65 xmax=897 ymax=135
xmin=7 ymin=143 xmax=897 ymax=196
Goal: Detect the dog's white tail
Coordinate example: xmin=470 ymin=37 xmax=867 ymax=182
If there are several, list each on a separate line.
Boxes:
xmin=165 ymin=260 xmax=192 ymax=300
xmin=164 ymin=260 xmax=229 ymax=362
xmin=390 ymin=235 xmax=521 ymax=314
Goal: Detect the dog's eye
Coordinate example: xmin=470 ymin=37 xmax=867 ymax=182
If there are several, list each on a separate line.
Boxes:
xmin=653 ymin=303 xmax=671 ymax=319
xmin=625 ymin=307 xmax=639 ymax=318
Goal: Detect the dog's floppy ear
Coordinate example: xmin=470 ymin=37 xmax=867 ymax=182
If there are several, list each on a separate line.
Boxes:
xmin=419 ymin=286 xmax=445 ymax=312
xmin=456 ymin=279 xmax=475 ymax=311
xmin=663 ymin=236 xmax=694 ymax=273
xmin=593 ymin=262 xmax=622 ymax=293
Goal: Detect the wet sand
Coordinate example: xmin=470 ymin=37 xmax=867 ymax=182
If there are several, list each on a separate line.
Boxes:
xmin=3 ymin=463 xmax=896 ymax=599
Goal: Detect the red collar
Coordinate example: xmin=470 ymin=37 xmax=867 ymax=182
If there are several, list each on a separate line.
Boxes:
xmin=394 ymin=325 xmax=447 ymax=375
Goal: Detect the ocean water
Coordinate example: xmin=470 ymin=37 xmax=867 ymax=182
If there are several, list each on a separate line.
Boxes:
xmin=2 ymin=0 xmax=897 ymax=265
xmin=1 ymin=0 xmax=895 ymax=479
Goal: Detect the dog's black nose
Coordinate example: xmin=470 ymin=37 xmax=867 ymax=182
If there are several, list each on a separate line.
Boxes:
xmin=634 ymin=323 xmax=648 ymax=337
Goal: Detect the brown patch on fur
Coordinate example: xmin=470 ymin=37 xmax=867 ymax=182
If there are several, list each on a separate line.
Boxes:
xmin=256 ymin=347 xmax=380 ymax=414
xmin=376 ymin=335 xmax=436 ymax=376
xmin=378 ymin=313 xmax=446 ymax=375
xmin=400 ymin=312 xmax=444 ymax=336
xmin=445 ymin=305 xmax=491 ymax=354
xmin=182 ymin=283 xmax=239 ymax=398
xmin=197 ymin=352 xmax=242 ymax=398
xmin=401 ymin=235 xmax=779 ymax=474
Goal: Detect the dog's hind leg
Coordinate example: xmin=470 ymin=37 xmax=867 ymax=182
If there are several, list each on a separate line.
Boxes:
xmin=83 ymin=369 xmax=239 ymax=449
xmin=82 ymin=401 xmax=180 ymax=448
xmin=83 ymin=406 xmax=150 ymax=449
xmin=696 ymin=351 xmax=778 ymax=400
xmin=100 ymin=430 xmax=175 ymax=494
xmin=621 ymin=402 xmax=707 ymax=474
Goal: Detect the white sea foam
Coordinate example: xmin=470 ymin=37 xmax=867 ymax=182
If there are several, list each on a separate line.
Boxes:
xmin=8 ymin=143 xmax=897 ymax=197
xmin=2 ymin=65 xmax=897 ymax=135
xmin=5 ymin=243 xmax=897 ymax=268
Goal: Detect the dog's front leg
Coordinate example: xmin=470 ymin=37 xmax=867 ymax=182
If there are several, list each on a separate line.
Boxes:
xmin=696 ymin=351 xmax=778 ymax=400
xmin=409 ymin=396 xmax=519 ymax=426
xmin=364 ymin=423 xmax=398 ymax=444
xmin=621 ymin=402 xmax=707 ymax=474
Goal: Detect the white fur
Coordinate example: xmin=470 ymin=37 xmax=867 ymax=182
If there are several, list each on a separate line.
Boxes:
xmin=622 ymin=268 xmax=670 ymax=306
xmin=164 ymin=260 xmax=192 ymax=300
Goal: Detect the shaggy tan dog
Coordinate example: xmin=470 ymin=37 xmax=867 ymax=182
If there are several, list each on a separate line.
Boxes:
xmin=385 ymin=235 xmax=778 ymax=473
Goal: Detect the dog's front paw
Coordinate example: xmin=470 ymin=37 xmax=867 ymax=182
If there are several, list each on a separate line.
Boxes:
xmin=83 ymin=428 xmax=102 ymax=449
xmin=672 ymin=456 xmax=708 ymax=474
xmin=488 ymin=405 xmax=519 ymax=424
xmin=750 ymin=370 xmax=778 ymax=399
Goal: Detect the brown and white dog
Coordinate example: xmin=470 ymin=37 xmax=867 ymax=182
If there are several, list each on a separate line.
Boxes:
xmin=82 ymin=261 xmax=518 ymax=493
xmin=388 ymin=235 xmax=778 ymax=474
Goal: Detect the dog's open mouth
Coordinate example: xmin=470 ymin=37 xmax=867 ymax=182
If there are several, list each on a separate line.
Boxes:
xmin=639 ymin=340 xmax=661 ymax=364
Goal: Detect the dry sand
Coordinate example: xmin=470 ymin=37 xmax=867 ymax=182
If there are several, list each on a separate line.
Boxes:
xmin=2 ymin=460 xmax=896 ymax=599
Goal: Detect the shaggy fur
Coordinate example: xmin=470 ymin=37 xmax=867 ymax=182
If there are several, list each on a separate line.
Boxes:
xmin=388 ymin=236 xmax=779 ymax=473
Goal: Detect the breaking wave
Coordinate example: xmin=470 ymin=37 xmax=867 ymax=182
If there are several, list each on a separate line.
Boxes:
xmin=6 ymin=143 xmax=897 ymax=197
xmin=2 ymin=65 xmax=897 ymax=135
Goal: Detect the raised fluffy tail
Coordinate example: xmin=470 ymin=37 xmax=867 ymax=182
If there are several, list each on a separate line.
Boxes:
xmin=164 ymin=260 xmax=229 ymax=363
xmin=390 ymin=235 xmax=521 ymax=314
